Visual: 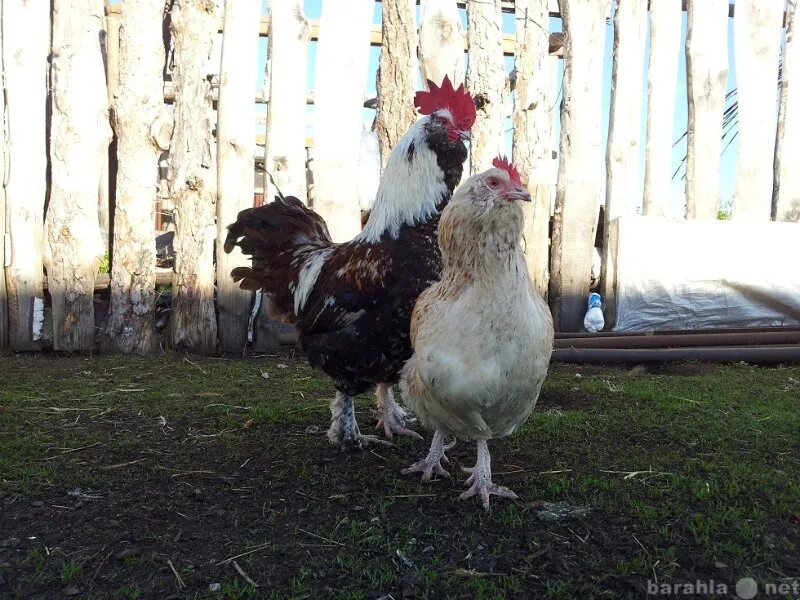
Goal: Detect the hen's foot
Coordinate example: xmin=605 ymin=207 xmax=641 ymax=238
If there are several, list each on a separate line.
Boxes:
xmin=375 ymin=384 xmax=422 ymax=440
xmin=459 ymin=440 xmax=517 ymax=511
xmin=328 ymin=391 xmax=393 ymax=451
xmin=402 ymin=430 xmax=455 ymax=481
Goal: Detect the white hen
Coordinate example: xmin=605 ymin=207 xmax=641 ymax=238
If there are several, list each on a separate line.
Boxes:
xmin=400 ymin=158 xmax=554 ymax=510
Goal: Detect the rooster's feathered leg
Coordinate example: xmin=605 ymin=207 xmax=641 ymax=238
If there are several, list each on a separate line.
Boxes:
xmin=401 ymin=429 xmax=455 ymax=480
xmin=327 ymin=391 xmax=392 ymax=450
xmin=375 ymin=384 xmax=422 ymax=440
xmin=460 ymin=440 xmax=518 ymax=511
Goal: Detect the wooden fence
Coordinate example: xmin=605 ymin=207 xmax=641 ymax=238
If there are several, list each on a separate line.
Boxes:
xmin=0 ymin=0 xmax=797 ymax=355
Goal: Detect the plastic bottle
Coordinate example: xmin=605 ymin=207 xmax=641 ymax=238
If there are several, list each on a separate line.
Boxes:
xmin=583 ymin=292 xmax=604 ymax=333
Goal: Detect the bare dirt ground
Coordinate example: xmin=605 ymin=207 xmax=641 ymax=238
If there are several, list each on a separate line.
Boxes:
xmin=1 ymin=353 xmax=798 ymax=599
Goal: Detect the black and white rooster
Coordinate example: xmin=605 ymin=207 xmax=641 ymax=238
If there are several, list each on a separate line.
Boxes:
xmin=224 ymin=77 xmax=476 ymax=449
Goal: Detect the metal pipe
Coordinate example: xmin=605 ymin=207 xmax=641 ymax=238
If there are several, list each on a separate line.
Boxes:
xmin=555 ymin=325 xmax=800 ymax=339
xmin=552 ymin=344 xmax=800 ymax=364
xmin=555 ymin=330 xmax=800 ymax=349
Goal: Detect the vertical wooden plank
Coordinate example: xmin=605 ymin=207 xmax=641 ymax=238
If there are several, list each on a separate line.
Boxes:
xmin=2 ymin=0 xmax=49 ymax=351
xmin=167 ymin=0 xmax=218 ymax=353
xmin=774 ymin=0 xmax=800 ymax=222
xmin=602 ymin=0 xmax=646 ymax=319
xmin=418 ymin=0 xmax=464 ymax=87
xmin=216 ymin=0 xmax=261 ymax=354
xmin=466 ymin=0 xmax=505 ymax=173
xmin=265 ymin=0 xmax=310 ymax=204
xmin=105 ymin=10 xmax=121 ymax=119
xmin=374 ymin=0 xmax=418 ymax=168
xmin=549 ymin=0 xmax=611 ymax=332
xmin=513 ymin=0 xmax=552 ymax=297
xmin=0 ymin=12 xmax=7 ymax=350
xmin=106 ymin=0 xmax=165 ymax=354
xmin=642 ymin=0 xmax=681 ymax=217
xmin=45 ymin=0 xmax=112 ymax=351
xmin=600 ymin=216 xmax=620 ymax=330
xmin=732 ymin=0 xmax=783 ymax=221
xmin=685 ymin=0 xmax=728 ymax=220
xmin=312 ymin=0 xmax=373 ymax=241
xmin=605 ymin=0 xmax=646 ymax=222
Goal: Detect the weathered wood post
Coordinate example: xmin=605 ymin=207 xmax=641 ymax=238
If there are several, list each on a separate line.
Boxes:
xmin=216 ymin=0 xmax=260 ymax=354
xmin=549 ymin=0 xmax=611 ymax=332
xmin=265 ymin=0 xmax=309 ymax=203
xmin=0 ymin=17 xmax=6 ymax=350
xmin=732 ymin=0 xmax=783 ymax=221
xmin=167 ymin=0 xmax=218 ymax=353
xmin=601 ymin=0 xmax=646 ymax=317
xmin=418 ymin=0 xmax=464 ymax=88
xmin=374 ymin=0 xmax=418 ymax=168
xmin=45 ymin=0 xmax=112 ymax=351
xmin=605 ymin=0 xmax=646 ymax=222
xmin=106 ymin=0 xmax=167 ymax=354
xmin=642 ymin=0 xmax=681 ymax=217
xmin=685 ymin=0 xmax=728 ymax=220
xmin=312 ymin=0 xmax=373 ymax=241
xmin=774 ymin=0 xmax=800 ymax=222
xmin=513 ymin=0 xmax=553 ymax=297
xmin=466 ymin=0 xmax=505 ymax=174
xmin=2 ymin=0 xmax=50 ymax=351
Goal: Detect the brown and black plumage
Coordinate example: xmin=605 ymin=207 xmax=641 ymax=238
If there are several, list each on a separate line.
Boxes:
xmin=225 ymin=77 xmax=476 ymax=450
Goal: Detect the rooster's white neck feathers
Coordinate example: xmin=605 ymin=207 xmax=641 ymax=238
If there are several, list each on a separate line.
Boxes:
xmin=356 ymin=117 xmax=449 ymax=243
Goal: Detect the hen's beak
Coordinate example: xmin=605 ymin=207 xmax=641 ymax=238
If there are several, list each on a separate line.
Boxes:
xmin=458 ymin=130 xmax=471 ymax=141
xmin=503 ymin=188 xmax=531 ymax=202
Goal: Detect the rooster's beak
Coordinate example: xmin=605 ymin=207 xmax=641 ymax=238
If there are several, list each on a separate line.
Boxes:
xmin=504 ymin=188 xmax=531 ymax=202
xmin=459 ymin=130 xmax=471 ymax=141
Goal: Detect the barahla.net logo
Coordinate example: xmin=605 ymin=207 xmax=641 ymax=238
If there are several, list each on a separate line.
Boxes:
xmin=647 ymin=577 xmax=800 ymax=598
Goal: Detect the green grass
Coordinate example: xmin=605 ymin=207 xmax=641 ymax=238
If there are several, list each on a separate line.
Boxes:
xmin=0 ymin=354 xmax=798 ymax=598
xmin=59 ymin=560 xmax=82 ymax=585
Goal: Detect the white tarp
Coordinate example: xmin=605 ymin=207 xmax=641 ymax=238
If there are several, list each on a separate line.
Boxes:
xmin=611 ymin=217 xmax=800 ymax=331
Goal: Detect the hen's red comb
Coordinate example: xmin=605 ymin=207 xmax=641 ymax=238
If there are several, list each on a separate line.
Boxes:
xmin=492 ymin=156 xmax=522 ymax=186
xmin=414 ymin=75 xmax=477 ymax=131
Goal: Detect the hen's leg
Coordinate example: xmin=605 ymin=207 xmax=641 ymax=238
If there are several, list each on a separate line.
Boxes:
xmin=327 ymin=391 xmax=392 ymax=450
xmin=460 ymin=440 xmax=518 ymax=510
xmin=375 ymin=384 xmax=422 ymax=440
xmin=401 ymin=430 xmax=455 ymax=480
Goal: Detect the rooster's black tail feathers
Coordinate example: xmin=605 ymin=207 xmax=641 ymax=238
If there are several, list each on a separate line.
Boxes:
xmin=224 ymin=196 xmax=333 ymax=322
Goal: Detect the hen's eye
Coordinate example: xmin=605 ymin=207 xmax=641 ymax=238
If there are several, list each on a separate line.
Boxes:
xmin=487 ymin=177 xmax=499 ymax=187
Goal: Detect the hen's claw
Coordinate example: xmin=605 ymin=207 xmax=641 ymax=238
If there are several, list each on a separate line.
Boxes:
xmin=459 ymin=440 xmax=516 ymax=511
xmin=402 ymin=456 xmax=451 ymax=481
xmin=402 ymin=430 xmax=452 ymax=481
xmin=459 ymin=480 xmax=518 ymax=511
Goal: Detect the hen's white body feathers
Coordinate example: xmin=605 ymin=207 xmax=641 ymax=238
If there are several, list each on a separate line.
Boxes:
xmin=401 ymin=181 xmax=554 ymax=441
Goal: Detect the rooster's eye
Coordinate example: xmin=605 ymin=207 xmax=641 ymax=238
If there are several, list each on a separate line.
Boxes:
xmin=487 ymin=177 xmax=499 ymax=188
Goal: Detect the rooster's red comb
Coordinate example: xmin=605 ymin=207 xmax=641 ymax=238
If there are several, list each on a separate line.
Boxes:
xmin=492 ymin=156 xmax=522 ymax=186
xmin=414 ymin=75 xmax=477 ymax=131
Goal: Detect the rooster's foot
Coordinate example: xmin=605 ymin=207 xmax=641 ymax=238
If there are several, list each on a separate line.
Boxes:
xmin=376 ymin=384 xmax=422 ymax=440
xmin=339 ymin=433 xmax=394 ymax=451
xmin=402 ymin=430 xmax=455 ymax=481
xmin=328 ymin=391 xmax=393 ymax=451
xmin=459 ymin=440 xmax=517 ymax=511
